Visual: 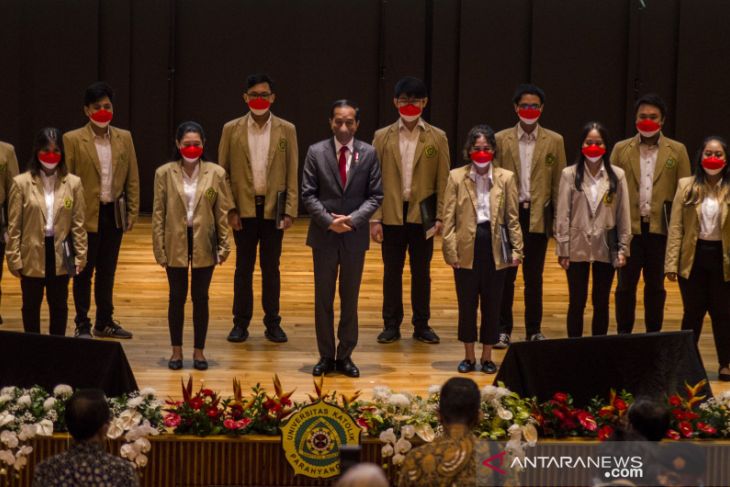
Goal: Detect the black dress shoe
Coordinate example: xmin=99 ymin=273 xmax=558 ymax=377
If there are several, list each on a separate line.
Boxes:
xmin=719 ymin=369 xmax=730 ymax=382
xmin=312 ymin=357 xmax=336 ymax=376
xmin=264 ymin=325 xmax=288 ymax=343
xmin=481 ymin=360 xmax=498 ymax=374
xmin=457 ymin=359 xmax=476 ymax=373
xmin=336 ymin=358 xmax=360 ymax=378
xmin=94 ymin=320 xmax=133 ymax=339
xmin=377 ymin=327 xmax=401 ymax=343
xmin=413 ymin=326 xmax=440 ymax=344
xmin=193 ymin=359 xmax=208 ymax=371
xmin=168 ymin=359 xmax=183 ymax=370
xmin=227 ymin=326 xmax=249 ymax=343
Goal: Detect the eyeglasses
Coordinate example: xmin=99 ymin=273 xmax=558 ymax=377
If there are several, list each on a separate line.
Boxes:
xmin=517 ymin=103 xmax=541 ymax=110
xmin=396 ymin=97 xmax=424 ymax=105
xmin=246 ymin=92 xmax=272 ymax=99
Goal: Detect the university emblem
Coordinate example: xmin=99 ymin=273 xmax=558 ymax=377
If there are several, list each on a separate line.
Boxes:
xmin=424 ymin=145 xmax=437 ymax=158
xmin=64 ymin=197 xmax=73 ymax=209
xmin=665 ymin=158 xmax=676 ymax=169
xmin=205 ymin=187 xmax=217 ymax=202
xmin=545 ymin=153 xmax=556 ymax=166
xmin=278 ymin=138 xmax=288 ymax=152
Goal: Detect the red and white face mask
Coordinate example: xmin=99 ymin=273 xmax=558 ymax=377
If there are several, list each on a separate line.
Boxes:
xmin=248 ymin=98 xmax=271 ymax=116
xmin=581 ymin=144 xmax=606 ymax=163
xmin=636 ymin=119 xmax=661 ymax=138
xmin=89 ymin=109 xmax=113 ymax=128
xmin=180 ymin=145 xmax=203 ymax=163
xmin=38 ymin=151 xmax=61 ymax=170
xmin=702 ymin=156 xmax=726 ymax=176
xmin=470 ymin=150 xmax=494 ymax=169
xmin=518 ymin=107 xmax=541 ymax=125
xmin=399 ymin=104 xmax=422 ymax=123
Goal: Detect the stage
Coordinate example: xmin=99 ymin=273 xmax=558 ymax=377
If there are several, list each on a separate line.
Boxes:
xmin=1 ymin=216 xmax=726 ymax=400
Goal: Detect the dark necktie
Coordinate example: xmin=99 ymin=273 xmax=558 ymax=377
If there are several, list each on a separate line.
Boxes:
xmin=338 ymin=146 xmax=348 ymax=187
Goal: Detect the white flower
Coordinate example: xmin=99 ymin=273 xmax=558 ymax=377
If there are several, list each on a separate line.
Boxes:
xmin=372 ymin=386 xmax=392 ymax=401
xmin=17 ymin=446 xmax=32 ymax=456
xmin=134 ymin=438 xmax=151 ymax=453
xmin=120 ymin=443 xmax=138 ymax=460
xmin=16 ymin=395 xmax=31 ymax=409
xmin=381 ymin=444 xmax=394 ymax=457
xmin=35 ymin=419 xmax=53 ymax=437
xmin=117 ymin=410 xmax=142 ymax=430
xmin=392 ymin=453 xmax=405 ymax=466
xmin=395 ymin=438 xmax=412 ymax=454
xmin=0 ymin=413 xmax=15 ymax=428
xmin=107 ymin=420 xmax=125 ymax=440
xmin=127 ymin=396 xmax=144 ymax=409
xmin=53 ymin=385 xmax=73 ymax=397
xmin=139 ymin=387 xmax=156 ymax=397
xmin=0 ymin=449 xmax=14 ymax=466
xmin=0 ymin=387 xmax=16 ymax=397
xmin=124 ymin=421 xmax=159 ymax=442
xmin=522 ymin=423 xmax=538 ymax=447
xmin=388 ymin=394 xmax=410 ymax=409
xmin=13 ymin=454 xmax=27 ymax=470
xmin=0 ymin=394 xmax=12 ymax=406
xmin=18 ymin=424 xmax=36 ymax=441
xmin=400 ymin=425 xmax=415 ymax=439
xmin=415 ymin=423 xmax=435 ymax=442
xmin=0 ymin=431 xmax=18 ymax=449
xmin=379 ymin=428 xmax=397 ymax=445
xmin=497 ymin=407 xmax=514 ymax=421
xmin=134 ymin=453 xmax=148 ymax=468
xmin=43 ymin=397 xmax=56 ymax=411
xmin=427 ymin=385 xmax=441 ymax=395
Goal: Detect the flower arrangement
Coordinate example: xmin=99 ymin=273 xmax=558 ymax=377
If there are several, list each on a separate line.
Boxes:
xmin=536 ymin=392 xmax=599 ymax=438
xmin=107 ymin=388 xmax=163 ymax=468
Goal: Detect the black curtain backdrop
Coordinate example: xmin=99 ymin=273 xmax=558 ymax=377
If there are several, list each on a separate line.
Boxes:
xmin=2 ymin=0 xmax=729 ymax=213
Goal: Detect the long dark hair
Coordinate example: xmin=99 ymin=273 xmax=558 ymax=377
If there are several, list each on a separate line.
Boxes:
xmin=573 ymin=121 xmax=618 ymax=194
xmin=684 ymin=135 xmax=730 ymax=205
xmin=462 ymin=124 xmax=497 ymax=165
xmin=27 ymin=127 xmax=68 ymax=177
xmin=173 ymin=121 xmax=208 ymax=161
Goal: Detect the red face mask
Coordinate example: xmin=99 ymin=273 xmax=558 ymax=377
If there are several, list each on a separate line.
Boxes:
xmin=38 ymin=151 xmax=61 ymax=165
xmin=90 ymin=109 xmax=113 ymax=124
xmin=518 ymin=108 xmax=541 ymax=122
xmin=180 ymin=145 xmax=203 ymax=160
xmin=248 ymin=98 xmax=271 ymax=111
xmin=636 ymin=119 xmax=661 ymax=133
xmin=470 ymin=150 xmax=494 ymax=164
xmin=701 ymin=156 xmax=726 ymax=171
xmin=581 ymin=145 xmax=606 ymax=159
xmin=398 ymin=104 xmax=422 ymax=117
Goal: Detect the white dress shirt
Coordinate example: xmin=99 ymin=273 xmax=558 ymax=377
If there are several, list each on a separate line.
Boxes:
xmin=334 ymin=137 xmax=354 ymax=176
xmin=93 ymin=128 xmax=114 ymax=203
xmin=182 ymin=163 xmax=200 ymax=228
xmin=584 ymin=162 xmax=607 ymax=215
xmin=639 ymin=141 xmax=659 ymax=217
xmin=517 ymin=123 xmax=538 ymax=203
xmin=469 ymin=165 xmax=493 ymax=224
xmin=699 ymin=190 xmax=722 ymax=241
xmin=398 ymin=118 xmax=425 ymax=201
xmin=40 ymin=171 xmax=57 ymax=237
xmin=247 ymin=114 xmax=272 ymax=196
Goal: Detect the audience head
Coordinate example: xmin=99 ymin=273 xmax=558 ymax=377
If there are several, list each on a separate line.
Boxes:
xmin=627 ymin=399 xmax=671 ymax=442
xmin=438 ymin=377 xmax=481 ymax=428
xmin=335 ymin=463 xmax=388 ymax=487
xmin=65 ymin=389 xmax=112 ymax=442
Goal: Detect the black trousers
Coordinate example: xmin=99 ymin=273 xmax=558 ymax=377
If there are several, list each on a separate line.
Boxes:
xmin=678 ymin=240 xmax=730 ymax=368
xmin=500 ymin=206 xmax=547 ymax=337
xmin=73 ymin=203 xmax=123 ymax=327
xmin=381 ymin=203 xmax=433 ymax=330
xmin=0 ymin=239 xmax=5 ymax=314
xmin=312 ymin=246 xmax=366 ymax=360
xmin=232 ymin=204 xmax=283 ymax=329
xmin=565 ymin=261 xmax=616 ymax=338
xmin=615 ymin=222 xmax=667 ymax=333
xmin=166 ymin=228 xmax=214 ymax=349
xmin=21 ymin=237 xmax=70 ymax=335
xmin=454 ymin=223 xmax=506 ymax=345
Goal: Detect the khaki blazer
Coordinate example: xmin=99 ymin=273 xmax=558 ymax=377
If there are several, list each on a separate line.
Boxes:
xmin=0 ymin=142 xmax=20 ymax=211
xmin=7 ymin=172 xmax=87 ymax=277
xmin=152 ymin=161 xmax=232 ymax=268
xmin=494 ymin=124 xmax=567 ymax=234
xmin=371 ymin=120 xmax=450 ymax=224
xmin=610 ymin=133 xmax=691 ymax=235
xmin=218 ymin=113 xmax=299 ymax=219
xmin=441 ymin=165 xmax=524 ymax=270
xmin=665 ymin=177 xmax=730 ymax=281
xmin=555 ymin=165 xmax=632 ymax=263
xmin=63 ymin=123 xmax=140 ymax=233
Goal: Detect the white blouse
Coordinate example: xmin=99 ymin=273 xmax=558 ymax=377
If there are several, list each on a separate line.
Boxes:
xmin=182 ymin=164 xmax=200 ymax=227
xmin=699 ymin=194 xmax=721 ymax=241
xmin=40 ymin=172 xmax=56 ymax=237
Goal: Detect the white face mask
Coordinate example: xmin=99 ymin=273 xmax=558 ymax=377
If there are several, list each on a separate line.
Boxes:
xmin=40 ymin=161 xmax=58 ymax=171
xmin=585 ymin=155 xmax=603 ymax=164
xmin=400 ymin=113 xmax=419 ymax=123
xmin=704 ymin=166 xmax=724 ymax=176
xmin=637 ymin=128 xmax=660 ymax=138
xmin=90 ymin=119 xmax=110 ymax=129
xmin=473 ymin=161 xmax=490 ymax=170
xmin=518 ymin=114 xmax=539 ymax=126
xmin=250 ymin=107 xmax=268 ymax=116
xmin=182 ymin=156 xmax=199 ymax=164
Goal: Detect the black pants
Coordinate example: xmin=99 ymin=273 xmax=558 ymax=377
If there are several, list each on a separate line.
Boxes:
xmin=500 ymin=206 xmax=547 ymax=337
xmin=615 ymin=222 xmax=667 ymax=333
xmin=166 ymin=228 xmax=214 ymax=349
xmin=21 ymin=237 xmax=70 ymax=335
xmin=565 ymin=261 xmax=616 ymax=338
xmin=382 ymin=203 xmax=433 ymax=330
xmin=678 ymin=240 xmax=730 ymax=368
xmin=0 ymin=239 xmax=5 ymax=315
xmin=73 ymin=203 xmax=123 ymax=327
xmin=232 ymin=204 xmax=283 ymax=329
xmin=312 ymin=246 xmax=366 ymax=360
xmin=455 ymin=223 xmax=506 ymax=344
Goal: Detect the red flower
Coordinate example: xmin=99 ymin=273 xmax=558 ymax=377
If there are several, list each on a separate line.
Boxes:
xmin=201 ymin=389 xmax=215 ymax=397
xmin=576 ymin=410 xmax=597 ymax=432
xmin=356 ymin=417 xmax=370 ymax=431
xmin=237 ymin=418 xmax=252 ymax=429
xmin=281 ymin=397 xmax=292 ymax=407
xmin=598 ymin=407 xmax=615 ymax=418
xmin=669 ymin=395 xmax=682 ymax=407
xmin=553 ymin=392 xmax=569 ymax=404
xmin=672 ymin=409 xmax=686 ymax=420
xmin=598 ymin=425 xmax=614 ymax=441
xmin=678 ymin=421 xmax=694 ymax=438
xmin=189 ymin=397 xmax=204 ymax=410
xmin=697 ymin=422 xmax=717 ymax=435
xmin=163 ymin=413 xmax=182 ymax=428
xmin=223 ymin=419 xmax=237 ymax=430
xmin=206 ymin=407 xmax=220 ymax=418
xmin=614 ymin=398 xmax=628 ymax=411
xmin=552 ymin=409 xmax=566 ymax=421
xmin=666 ymin=429 xmax=681 ymax=440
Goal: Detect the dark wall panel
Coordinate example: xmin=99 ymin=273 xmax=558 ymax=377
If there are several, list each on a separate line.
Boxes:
xmin=0 ymin=0 xmax=23 ymax=157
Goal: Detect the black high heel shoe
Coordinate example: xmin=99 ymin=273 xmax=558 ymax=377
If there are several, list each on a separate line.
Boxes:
xmin=193 ymin=359 xmax=209 ymax=371
xmin=168 ymin=359 xmax=183 ymax=370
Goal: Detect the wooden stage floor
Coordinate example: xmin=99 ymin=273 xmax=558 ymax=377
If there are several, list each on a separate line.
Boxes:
xmin=1 ymin=217 xmax=727 ymax=400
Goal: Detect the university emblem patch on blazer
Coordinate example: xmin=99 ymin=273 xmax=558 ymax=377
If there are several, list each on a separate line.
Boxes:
xmin=603 ymin=192 xmax=614 ymax=205
xmin=425 ymin=145 xmax=437 ymax=158
xmin=665 ymin=158 xmax=677 ymax=169
xmin=545 ymin=153 xmax=556 ymax=166
xmin=278 ymin=139 xmax=287 ymax=152
xmin=64 ymin=197 xmax=73 ymax=209
xmin=0 ymin=164 xmax=6 ymax=174
xmin=205 ymin=188 xmax=217 ymax=202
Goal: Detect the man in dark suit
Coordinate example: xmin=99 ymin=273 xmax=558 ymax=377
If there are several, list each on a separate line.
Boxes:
xmin=301 ymin=100 xmax=383 ymax=378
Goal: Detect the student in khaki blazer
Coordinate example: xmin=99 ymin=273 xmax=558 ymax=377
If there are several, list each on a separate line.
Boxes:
xmin=0 ymin=141 xmax=20 ymax=323
xmin=442 ymin=125 xmax=523 ymax=375
xmin=494 ymin=84 xmax=567 ymax=346
xmin=63 ymin=82 xmax=139 ymax=339
xmin=611 ymin=94 xmax=691 ymax=334
xmin=556 ymin=123 xmax=631 ymax=338
xmin=153 ymin=122 xmax=232 ymax=371
xmin=665 ymin=136 xmax=730 ymax=380
xmin=218 ymin=74 xmax=298 ymax=344
xmin=369 ymin=77 xmax=450 ymax=345
xmin=7 ymin=128 xmax=87 ymax=336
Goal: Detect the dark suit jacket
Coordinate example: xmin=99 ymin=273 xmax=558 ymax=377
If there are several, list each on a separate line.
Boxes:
xmin=301 ymin=138 xmax=383 ymax=252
